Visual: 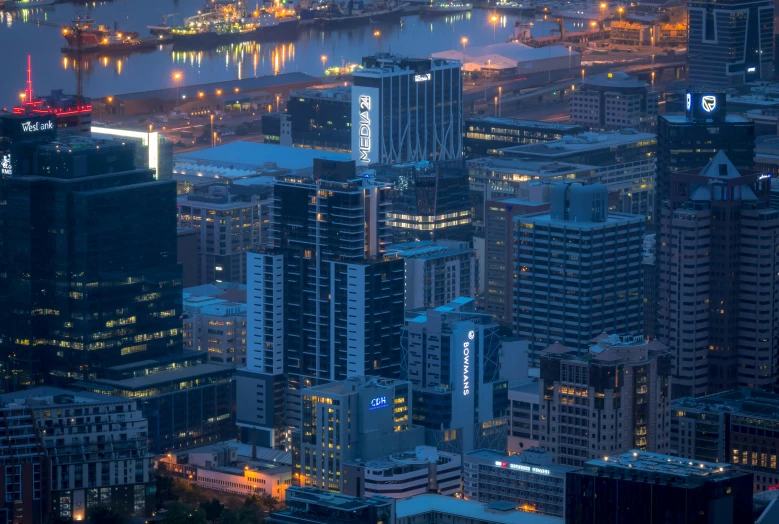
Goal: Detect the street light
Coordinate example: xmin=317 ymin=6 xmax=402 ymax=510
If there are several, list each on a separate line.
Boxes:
xmin=461 ymin=36 xmax=468 ymax=51
xmin=210 ymin=114 xmax=215 ymax=148
xmin=276 ymin=93 xmax=280 ymax=113
xmin=490 ymin=14 xmax=499 ymax=45
xmin=173 ymin=72 xmax=182 ymax=107
xmin=321 ymin=55 xmax=327 ymax=74
xmin=617 ymin=6 xmax=624 ymax=21
xmin=498 ymin=86 xmax=502 ymax=117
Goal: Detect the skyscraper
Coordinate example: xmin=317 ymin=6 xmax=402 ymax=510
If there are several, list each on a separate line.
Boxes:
xmin=687 ymin=0 xmax=774 ymax=88
xmin=513 ymin=183 xmax=645 ymax=363
xmin=237 ymin=159 xmax=405 ymax=448
xmin=352 ymin=53 xmax=462 ymax=166
xmin=0 ymin=123 xmax=182 ymax=389
xmin=657 ymin=152 xmax=779 ymax=397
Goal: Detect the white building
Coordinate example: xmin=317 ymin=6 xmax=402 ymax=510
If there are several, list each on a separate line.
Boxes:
xmin=182 ymin=292 xmax=247 ymax=367
xmin=343 ymin=446 xmax=461 ymax=499
xmin=156 ymin=442 xmax=292 ymax=501
xmin=389 ymin=241 xmax=478 ymax=310
xmin=464 ymin=448 xmax=576 ymax=518
xmin=396 ymin=494 xmax=563 ymax=524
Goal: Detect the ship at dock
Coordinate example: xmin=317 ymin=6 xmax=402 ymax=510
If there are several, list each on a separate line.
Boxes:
xmin=159 ymin=1 xmax=299 ymax=49
xmin=423 ymin=1 xmax=472 ymax=15
xmin=61 ymin=16 xmax=162 ymax=55
xmin=304 ymin=0 xmax=408 ymax=28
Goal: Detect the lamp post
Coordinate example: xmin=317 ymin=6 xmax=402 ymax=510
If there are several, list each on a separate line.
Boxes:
xmin=173 ymin=72 xmax=182 ymax=107
xmin=461 ymin=36 xmax=468 ymax=51
xmin=617 ymin=6 xmax=624 ymax=21
xmin=321 ymin=55 xmax=327 ymax=74
xmin=490 ymin=14 xmax=499 ymax=45
xmin=498 ymin=86 xmax=502 ymax=117
xmin=210 ymin=114 xmax=215 ymax=148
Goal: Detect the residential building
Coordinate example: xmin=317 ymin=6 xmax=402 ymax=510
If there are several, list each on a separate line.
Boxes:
xmin=538 ymin=334 xmax=672 ymax=467
xmin=388 ymin=241 xmax=478 ymax=310
xmin=484 ymin=190 xmax=551 ymax=327
xmin=0 ymin=131 xmax=182 ymax=389
xmin=463 ymin=117 xmax=584 ymax=157
xmin=182 ymin=291 xmax=247 ymax=366
xmin=513 ymin=183 xmax=645 ymax=362
xmin=177 ymin=183 xmax=272 ymax=285
xmin=343 ymin=446 xmax=461 ymax=499
xmin=396 ymin=495 xmax=563 ymax=524
xmin=157 ymin=442 xmax=292 ymax=501
xmin=401 ymin=297 xmax=525 ymax=454
xmin=687 ymin=0 xmax=773 ymax=87
xmin=656 ymin=152 xmax=779 ymax=397
xmin=498 ymin=130 xmax=657 ymax=219
xmin=352 ymin=53 xmax=462 ymax=165
xmin=238 ymin=159 xmax=405 ymax=449
xmin=371 ymin=161 xmax=472 ymax=243
xmin=671 ymin=389 xmax=779 ymax=493
xmin=0 ymin=387 xmax=155 ymax=522
xmin=299 ymin=376 xmax=423 ymax=492
xmin=268 ymin=487 xmax=395 ymax=524
xmin=463 ymin=448 xmax=576 ymax=518
xmin=566 ymin=451 xmax=754 ymax=524
xmin=570 ymin=72 xmax=659 ymax=132
xmin=655 ymin=92 xmax=755 ymax=223
xmin=507 ymin=379 xmax=541 ymax=455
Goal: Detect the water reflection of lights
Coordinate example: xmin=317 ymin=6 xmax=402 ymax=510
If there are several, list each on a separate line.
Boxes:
xmin=171 ymin=42 xmax=295 ymax=77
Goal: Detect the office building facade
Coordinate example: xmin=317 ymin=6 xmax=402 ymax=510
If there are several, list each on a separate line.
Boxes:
xmin=657 ymin=152 xmax=779 ymax=397
xmin=687 ymin=0 xmax=773 ymax=88
xmin=352 ymin=54 xmax=462 ymax=165
xmin=672 ymin=389 xmax=779 ymax=493
xmin=182 ymin=293 xmax=247 ymax=367
xmin=238 ymin=160 xmax=405 ymax=449
xmin=463 ymin=448 xmax=576 ymax=518
xmin=371 ymin=161 xmax=472 ymax=243
xmin=570 ymin=72 xmax=659 ymax=132
xmin=401 ymin=298 xmax=516 ymax=455
xmin=507 ymin=379 xmax=541 ymax=455
xmin=513 ymin=183 xmax=645 ymax=361
xmin=343 ymin=446 xmax=461 ymax=499
xmin=566 ymin=451 xmax=754 ymax=524
xmin=538 ymin=334 xmax=672 ymax=467
xmin=268 ymin=487 xmax=395 ymax=524
xmin=389 ymin=241 xmax=478 ymax=311
xmin=285 ymin=86 xmax=352 ymax=151
xmin=177 ymin=183 xmax=271 ymax=285
xmin=0 ymin=135 xmax=182 ymax=389
xmin=463 ymin=117 xmax=584 ymax=157
xmin=299 ymin=376 xmax=422 ymax=492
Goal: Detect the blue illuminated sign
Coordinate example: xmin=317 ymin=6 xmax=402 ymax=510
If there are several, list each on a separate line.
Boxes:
xmin=701 ymin=95 xmax=717 ymax=113
xmin=369 ymin=396 xmax=388 ymax=410
xmin=685 ymin=93 xmax=691 ymax=111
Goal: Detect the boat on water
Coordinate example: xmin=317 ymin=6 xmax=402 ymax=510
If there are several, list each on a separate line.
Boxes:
xmin=424 ymin=1 xmax=471 ymax=15
xmin=2 ymin=0 xmax=58 ymax=10
xmin=163 ymin=1 xmax=299 ymax=48
xmin=61 ymin=16 xmax=162 ymax=55
xmin=324 ymin=61 xmax=363 ymax=77
xmin=308 ymin=0 xmax=408 ymax=28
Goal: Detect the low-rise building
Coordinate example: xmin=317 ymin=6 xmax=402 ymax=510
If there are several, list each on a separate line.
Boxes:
xmin=508 ymin=380 xmax=541 ymax=455
xmin=463 ymin=117 xmax=584 ymax=157
xmin=396 ymin=494 xmax=563 ymax=524
xmin=566 ymin=451 xmax=754 ymax=524
xmin=570 ymin=72 xmax=658 ymax=132
xmin=268 ymin=487 xmax=395 ymax=524
xmin=389 ymin=241 xmax=478 ymax=310
xmin=183 ymin=291 xmax=247 ymax=367
xmin=157 ymin=442 xmax=292 ymax=501
xmin=0 ymin=387 xmax=155 ymax=523
xmin=464 ymin=448 xmax=575 ymax=518
xmin=343 ymin=446 xmax=461 ymax=499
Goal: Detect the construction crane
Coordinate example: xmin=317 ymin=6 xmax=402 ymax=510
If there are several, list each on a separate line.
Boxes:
xmin=27 ymin=16 xmax=93 ymax=102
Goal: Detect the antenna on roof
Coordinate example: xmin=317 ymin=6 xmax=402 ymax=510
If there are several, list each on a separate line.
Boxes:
xmin=25 ymin=55 xmax=33 ymax=104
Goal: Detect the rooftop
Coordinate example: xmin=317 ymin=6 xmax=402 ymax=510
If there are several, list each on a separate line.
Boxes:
xmin=347 ymin=445 xmax=456 ymax=469
xmin=581 ymin=450 xmax=742 ymax=485
xmin=175 ymin=142 xmax=350 ymax=172
xmin=291 ymin=86 xmax=351 ymax=102
xmin=396 ymin=494 xmax=563 ymax=523
xmin=303 ymin=376 xmax=408 ymax=397
xmin=80 ymin=362 xmax=234 ymax=392
xmin=0 ymin=387 xmax=123 ymax=408
xmin=499 ymin=129 xmax=656 ymax=159
xmin=285 ymin=486 xmax=393 ymax=511
xmin=582 ymin=71 xmax=649 ymax=89
xmin=464 ymin=449 xmax=576 ymax=475
xmin=466 ymin=116 xmax=584 ymax=131
xmin=514 ymin=210 xmax=645 ymax=228
xmin=672 ymin=388 xmax=779 ymax=422
xmin=433 ymin=42 xmax=578 ymax=69
xmin=388 ymin=240 xmax=474 ymax=259
xmin=467 ymin=157 xmax=594 ymax=175
xmin=661 ymin=113 xmax=752 ymax=124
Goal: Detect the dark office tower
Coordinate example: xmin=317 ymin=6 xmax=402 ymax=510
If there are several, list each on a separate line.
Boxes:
xmin=0 ymin=137 xmax=182 ymax=389
xmin=657 ymin=152 xmax=779 ymax=398
xmin=237 ymin=159 xmax=404 ymax=448
xmin=352 ymin=54 xmax=462 ymax=166
xmin=656 ymin=92 xmax=755 ymax=223
xmin=688 ymin=0 xmax=773 ymax=88
xmin=371 ymin=161 xmax=472 ymax=243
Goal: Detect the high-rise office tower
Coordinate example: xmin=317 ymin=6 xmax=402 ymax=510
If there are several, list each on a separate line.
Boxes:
xmin=657 ymin=152 xmax=779 ymax=398
xmin=538 ymin=335 xmax=672 ymax=467
xmin=352 ymin=54 xmax=462 ymax=166
xmin=687 ymin=0 xmax=773 ymax=88
xmin=513 ymin=183 xmax=645 ymax=363
xmin=0 ymin=117 xmax=182 ymax=389
xmin=237 ymin=159 xmax=405 ymax=448
xmin=656 ymin=92 xmax=756 ymax=223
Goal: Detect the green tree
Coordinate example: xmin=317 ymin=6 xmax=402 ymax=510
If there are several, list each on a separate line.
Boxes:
xmin=87 ymin=506 xmax=127 ymax=524
xmin=161 ymin=502 xmax=208 ymax=524
xmin=198 ymin=499 xmax=225 ymax=522
xmin=258 ymin=492 xmax=278 ymax=512
xmin=43 ymin=514 xmax=72 ymax=524
xmin=156 ymin=473 xmax=178 ymax=505
xmin=243 ymin=495 xmax=259 ymax=508
xmin=178 ymin=481 xmax=208 ymax=506
xmin=219 ymin=507 xmax=263 ymax=524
